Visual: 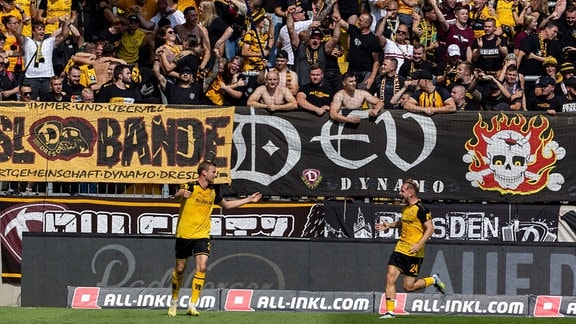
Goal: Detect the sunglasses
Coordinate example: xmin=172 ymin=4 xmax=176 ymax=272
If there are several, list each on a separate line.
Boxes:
xmin=397 ymin=30 xmax=408 ymax=35
xmin=22 ymin=92 xmax=31 ymax=96
xmin=166 ymin=30 xmax=174 ymax=34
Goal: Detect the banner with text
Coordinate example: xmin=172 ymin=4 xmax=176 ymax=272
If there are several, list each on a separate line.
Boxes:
xmin=0 ymin=197 xmax=321 ymax=282
xmin=225 ymin=108 xmax=576 ymax=202
xmin=0 ymin=102 xmax=234 ymax=184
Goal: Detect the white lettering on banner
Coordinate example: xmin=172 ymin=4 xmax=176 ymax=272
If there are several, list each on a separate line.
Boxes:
xmin=255 ymin=296 xmax=370 ymax=311
xmin=232 ymin=110 xmax=438 ymax=185
xmin=232 ymin=108 xmax=301 ymax=185
xmin=567 ymin=302 xmax=576 ymax=314
xmin=411 ymin=298 xmax=524 ymax=314
xmin=42 ymin=207 xmax=297 ymax=237
xmin=339 ymin=177 xmax=446 ymax=193
xmin=313 ymin=110 xmax=377 ymax=169
xmin=101 ymin=293 xmax=215 ymax=308
xmin=378 ymin=111 xmax=436 ymax=172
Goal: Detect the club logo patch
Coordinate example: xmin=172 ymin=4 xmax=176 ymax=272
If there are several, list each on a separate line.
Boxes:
xmin=301 ymin=169 xmax=322 ymax=189
xmin=463 ymin=114 xmax=565 ymax=194
xmin=28 ymin=117 xmax=96 ymax=161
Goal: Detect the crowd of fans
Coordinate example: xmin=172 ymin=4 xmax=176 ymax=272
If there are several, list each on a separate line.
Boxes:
xmin=1 ymin=0 xmax=574 ymax=113
xmin=1 ymin=0 xmax=575 ymax=193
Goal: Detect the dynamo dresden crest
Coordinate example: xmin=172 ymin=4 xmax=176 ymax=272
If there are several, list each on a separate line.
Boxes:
xmin=462 ymin=114 xmax=565 ymax=195
xmin=301 ymin=169 xmax=322 ymax=189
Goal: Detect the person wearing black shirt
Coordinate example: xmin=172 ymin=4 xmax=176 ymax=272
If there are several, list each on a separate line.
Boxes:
xmin=550 ymin=77 xmax=576 ymax=114
xmin=154 ymin=63 xmax=203 ymax=105
xmin=62 ymin=64 xmax=85 ymax=102
xmin=96 ymin=64 xmax=142 ymax=103
xmin=369 ymin=57 xmax=406 ymax=109
xmin=297 ymin=63 xmax=334 ymax=115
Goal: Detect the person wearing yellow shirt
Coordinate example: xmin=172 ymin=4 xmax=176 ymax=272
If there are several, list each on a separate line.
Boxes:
xmin=375 ymin=179 xmax=446 ymax=319
xmin=13 ymin=0 xmax=35 ymax=36
xmin=167 ymin=161 xmax=261 ymax=317
xmin=468 ymin=0 xmax=501 ymax=38
xmin=36 ymin=0 xmax=78 ymax=35
xmin=117 ymin=14 xmax=151 ymax=64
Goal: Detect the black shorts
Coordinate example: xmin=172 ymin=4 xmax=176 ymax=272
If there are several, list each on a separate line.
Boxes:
xmin=388 ymin=251 xmax=423 ymax=277
xmin=175 ymin=238 xmax=211 ymax=259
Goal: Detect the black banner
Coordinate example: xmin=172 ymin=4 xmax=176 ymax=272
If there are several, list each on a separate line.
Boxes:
xmin=224 ymin=109 xmax=575 ymax=202
xmin=22 ymin=234 xmax=576 ymax=307
xmin=323 ymin=201 xmax=572 ymax=243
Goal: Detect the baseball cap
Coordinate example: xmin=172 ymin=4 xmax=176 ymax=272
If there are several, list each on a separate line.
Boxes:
xmin=127 ymin=15 xmax=138 ymax=22
xmin=179 ymin=65 xmax=193 ymax=74
xmin=565 ymin=77 xmax=576 ymax=88
xmin=447 ymin=44 xmax=460 ymax=57
xmin=415 ymin=70 xmax=434 ymax=80
xmin=536 ymin=75 xmax=556 ymax=87
xmin=276 ymin=50 xmax=289 ymax=59
xmin=310 ymin=29 xmax=323 ymax=39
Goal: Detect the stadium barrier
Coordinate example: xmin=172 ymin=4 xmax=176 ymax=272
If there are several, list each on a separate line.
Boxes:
xmin=22 ymin=233 xmax=576 ymax=308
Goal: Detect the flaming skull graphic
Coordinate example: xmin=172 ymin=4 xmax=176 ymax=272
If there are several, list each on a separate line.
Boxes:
xmin=463 ymin=114 xmax=565 ymax=194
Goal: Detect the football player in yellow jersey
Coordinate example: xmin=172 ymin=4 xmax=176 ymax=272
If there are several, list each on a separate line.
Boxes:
xmin=168 ymin=161 xmax=262 ymax=317
xmin=375 ymin=179 xmax=446 ymax=319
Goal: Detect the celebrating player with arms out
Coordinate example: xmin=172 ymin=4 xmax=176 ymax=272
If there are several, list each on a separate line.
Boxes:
xmin=375 ymin=179 xmax=446 ymax=319
xmin=168 ymin=161 xmax=262 ymax=317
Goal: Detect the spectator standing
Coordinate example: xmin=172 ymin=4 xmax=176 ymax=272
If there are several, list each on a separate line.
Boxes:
xmin=116 ymin=0 xmax=158 ymax=21
xmin=382 ymin=23 xmax=413 ymax=73
xmin=257 ymin=49 xmax=298 ymax=95
xmin=198 ymin=0 xmax=231 ymax=68
xmin=339 ymin=12 xmax=382 ymax=90
xmin=174 ymin=6 xmax=211 ymax=73
xmin=154 ymin=62 xmax=203 ymax=104
xmin=117 ymin=15 xmax=151 ymax=66
xmin=398 ymin=43 xmax=436 ymax=79
xmin=404 ymin=70 xmax=455 ymax=115
xmin=550 ymin=77 xmax=576 ymax=114
xmin=468 ymin=0 xmax=502 ymax=38
xmin=471 ymin=18 xmax=507 ymax=74
xmin=139 ymin=0 xmax=185 ymax=30
xmin=36 ymin=0 xmax=78 ymax=35
xmin=287 ymin=6 xmax=341 ymax=87
xmin=39 ymin=75 xmax=64 ymax=102
xmin=204 ymin=56 xmax=247 ymax=106
xmin=527 ymin=75 xmax=556 ymax=112
xmin=374 ymin=0 xmax=400 ymax=41
xmin=96 ymin=63 xmax=142 ymax=103
xmin=296 ymin=63 xmax=333 ymax=115
xmin=278 ymin=4 xmax=313 ymax=69
xmin=0 ymin=51 xmax=18 ymax=100
xmin=436 ymin=44 xmax=461 ymax=87
xmin=330 ymin=72 xmax=384 ymax=124
xmin=498 ymin=63 xmax=524 ymax=111
xmin=1 ymin=16 xmax=25 ymax=79
xmin=20 ymin=20 xmax=69 ymax=100
xmin=443 ymin=5 xmax=473 ymax=62
xmin=369 ymin=57 xmax=406 ymax=109
xmin=247 ymin=70 xmax=298 ymax=111
xmin=557 ymin=62 xmax=575 ymax=96
xmin=241 ymin=8 xmax=273 ymax=73
xmin=61 ymin=64 xmax=85 ymax=102
xmin=412 ymin=0 xmax=448 ymax=63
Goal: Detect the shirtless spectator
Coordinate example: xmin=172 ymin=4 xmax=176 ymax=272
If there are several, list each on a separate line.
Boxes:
xmin=247 ymin=70 xmax=297 ymax=111
xmin=174 ymin=6 xmax=210 ymax=73
xmin=330 ymin=72 xmax=384 ymax=124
